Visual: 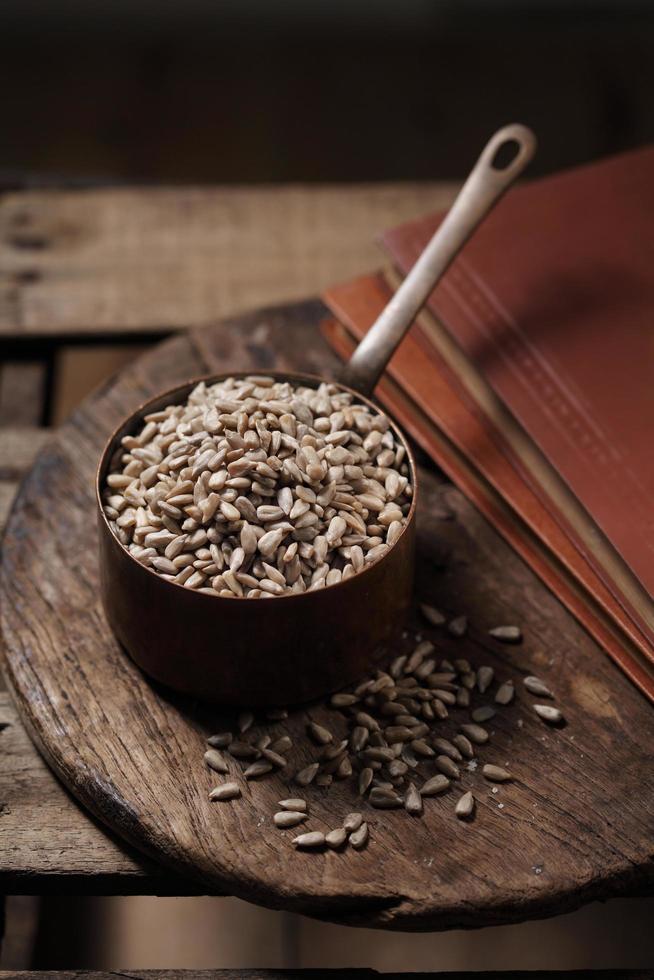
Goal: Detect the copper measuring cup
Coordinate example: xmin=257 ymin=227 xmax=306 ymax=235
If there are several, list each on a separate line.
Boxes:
xmin=96 ymin=124 xmax=536 ymax=705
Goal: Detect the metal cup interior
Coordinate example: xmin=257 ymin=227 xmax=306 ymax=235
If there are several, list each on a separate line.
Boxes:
xmin=96 ymin=371 xmax=417 ymax=705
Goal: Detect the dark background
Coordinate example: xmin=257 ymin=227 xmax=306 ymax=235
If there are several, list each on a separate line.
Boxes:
xmin=2 ymin=0 xmax=654 ymax=186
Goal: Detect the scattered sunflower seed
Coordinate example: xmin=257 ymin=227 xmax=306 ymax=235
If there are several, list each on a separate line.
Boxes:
xmin=369 ymin=787 xmax=403 ymax=809
xmin=358 ymin=767 xmax=374 ymax=795
xmin=420 ymin=603 xmax=446 ymax=626
xmin=349 ymin=822 xmax=369 ymax=849
xmin=471 ymin=705 xmax=496 ymax=724
xmin=337 ymin=814 xmax=362 ymax=836
xmin=204 ymin=749 xmax=229 ymax=773
xmin=524 ymin=676 xmax=554 ymax=698
xmin=209 ymin=782 xmax=241 ymax=802
xmin=274 ymin=810 xmax=307 ymax=829
xmin=534 ymin=704 xmax=565 ymax=725
xmin=455 ymin=791 xmax=475 ymax=819
xmin=435 ymin=755 xmax=460 ymax=780
xmin=460 ymin=723 xmax=489 ymax=745
xmin=228 ymin=741 xmax=260 ymax=760
xmin=420 ymin=774 xmax=451 ymax=796
xmin=307 ymin=721 xmax=333 ymax=745
xmin=477 ymin=666 xmax=494 ymax=693
xmin=207 ymin=732 xmax=233 ymax=748
xmin=293 ymin=832 xmax=325 ymax=849
xmin=325 ymin=827 xmax=348 ymax=848
xmin=483 ymin=764 xmax=512 ymax=782
xmin=488 ymin=625 xmax=522 ymax=643
xmin=238 ymin=710 xmax=254 ymax=733
xmin=295 ymin=763 xmax=320 ymax=786
xmin=244 ymin=760 xmax=274 ymax=779
xmin=448 ymin=615 xmax=468 ymax=637
xmin=452 ymin=734 xmax=475 ymax=759
xmin=404 ymin=783 xmax=423 ymax=815
xmin=278 ymin=798 xmax=307 ymax=812
xmin=495 ymin=681 xmax=515 ymax=705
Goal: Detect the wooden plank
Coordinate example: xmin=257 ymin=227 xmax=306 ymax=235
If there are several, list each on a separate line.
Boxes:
xmin=0 ymin=184 xmax=456 ymax=338
xmin=0 ymin=429 xmax=49 ymax=536
xmin=0 ymin=972 xmax=651 ymax=979
xmin=1 ymin=302 xmax=652 ymax=929
xmin=0 ymin=366 xmax=45 ymax=426
xmin=0 ymin=693 xmax=204 ymax=896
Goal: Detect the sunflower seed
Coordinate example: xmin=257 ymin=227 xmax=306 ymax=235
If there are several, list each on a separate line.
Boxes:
xmin=524 ymin=676 xmax=554 ymax=698
xmin=534 ymin=704 xmax=564 ymax=724
xmin=489 ymin=625 xmax=522 ymax=643
xmin=261 ymin=749 xmax=287 ymax=768
xmin=483 ymin=764 xmax=512 ymax=782
xmin=343 ymin=812 xmax=364 ymax=833
xmin=460 ymin=723 xmax=489 ymax=744
xmin=228 ymin=741 xmax=260 ymax=760
xmin=325 ymin=827 xmax=348 ymax=848
xmin=495 ymin=681 xmax=515 ymax=705
xmin=270 ymin=735 xmax=292 ymax=754
xmin=471 ymin=705 xmax=496 ymax=723
xmin=209 ymin=782 xmax=241 ymax=801
xmin=435 ymin=755 xmax=460 ymax=779
xmin=207 ymin=732 xmax=233 ymax=748
xmin=358 ymin=767 xmax=374 ymax=795
xmin=330 ymin=693 xmax=359 ymax=708
xmin=404 ymin=782 xmax=423 ymax=815
xmin=420 ymin=774 xmax=451 ymax=796
xmin=420 ymin=603 xmax=446 ymax=626
xmin=349 ymin=822 xmax=369 ymax=849
xmin=295 ymin=763 xmax=320 ymax=786
xmin=307 ymin=722 xmax=333 ymax=745
xmin=477 ymin=666 xmax=494 ymax=693
xmin=410 ymin=738 xmax=435 ymax=758
xmin=244 ymin=760 xmax=274 ymax=779
xmin=452 ymin=734 xmax=475 ymax=759
xmin=278 ymin=798 xmax=307 ymax=811
xmin=350 ymin=726 xmax=369 ymax=752
xmin=274 ymin=810 xmax=307 ymax=828
xmin=448 ymin=615 xmax=468 ymax=637
xmin=433 ymin=738 xmax=462 ymax=762
xmin=293 ymin=832 xmax=325 ymax=849
xmin=238 ymin=710 xmax=254 ymax=733
xmin=204 ymin=749 xmax=229 ymax=773
xmin=369 ymin=787 xmax=403 ymax=808
xmin=455 ymin=791 xmax=475 ymax=819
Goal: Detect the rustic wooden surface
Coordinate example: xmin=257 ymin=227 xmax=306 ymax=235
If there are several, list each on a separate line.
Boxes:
xmin=0 ymin=692 xmax=204 ymax=895
xmin=0 ymin=973 xmax=650 ymax=980
xmin=0 ymin=184 xmax=455 ymax=340
xmin=1 ymin=300 xmax=653 ymax=930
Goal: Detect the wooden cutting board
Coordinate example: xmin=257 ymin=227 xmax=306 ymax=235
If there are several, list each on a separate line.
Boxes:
xmin=1 ymin=299 xmax=652 ymax=930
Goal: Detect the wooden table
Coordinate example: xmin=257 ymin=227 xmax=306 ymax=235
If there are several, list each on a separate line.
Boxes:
xmin=0 ymin=181 xmax=652 ymax=973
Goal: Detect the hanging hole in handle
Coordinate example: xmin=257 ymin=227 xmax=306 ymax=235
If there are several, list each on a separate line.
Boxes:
xmin=491 ymin=138 xmax=522 ymax=171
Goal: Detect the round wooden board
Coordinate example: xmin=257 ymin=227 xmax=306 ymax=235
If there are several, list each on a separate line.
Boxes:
xmin=1 ymin=300 xmax=653 ymax=930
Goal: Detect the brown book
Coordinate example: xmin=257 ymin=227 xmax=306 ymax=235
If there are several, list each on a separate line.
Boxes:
xmin=321 ymin=274 xmax=654 ymax=701
xmin=382 ymin=146 xmax=654 ymax=643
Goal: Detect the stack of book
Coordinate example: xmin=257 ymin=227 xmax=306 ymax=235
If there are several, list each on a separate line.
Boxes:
xmin=322 ymin=146 xmax=654 ymax=701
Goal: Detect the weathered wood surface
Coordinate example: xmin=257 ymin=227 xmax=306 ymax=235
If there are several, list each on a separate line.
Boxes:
xmin=1 ymin=300 xmax=653 ymax=930
xmin=0 ymin=693 xmax=203 ymax=895
xmin=0 ymin=428 xmax=49 ymax=536
xmin=0 ymin=184 xmax=455 ymax=339
xmin=1 ymin=973 xmax=651 ymax=980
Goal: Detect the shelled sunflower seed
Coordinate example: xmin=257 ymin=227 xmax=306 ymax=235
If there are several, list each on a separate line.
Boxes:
xmin=103 ymin=376 xmax=412 ymax=597
xmin=202 ymin=614 xmax=571 ymax=852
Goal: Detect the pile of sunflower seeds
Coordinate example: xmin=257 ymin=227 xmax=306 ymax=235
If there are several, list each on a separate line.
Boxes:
xmin=103 ymin=376 xmax=411 ymax=597
xmin=203 ymin=610 xmax=567 ymax=851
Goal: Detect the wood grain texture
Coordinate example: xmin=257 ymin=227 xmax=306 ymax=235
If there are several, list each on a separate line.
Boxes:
xmin=0 ymin=693 xmax=202 ymax=895
xmin=1 ymin=973 xmax=651 ymax=980
xmin=0 ymin=428 xmax=49 ymax=535
xmin=1 ymin=301 xmax=653 ymax=930
xmin=0 ymin=184 xmax=456 ymax=338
